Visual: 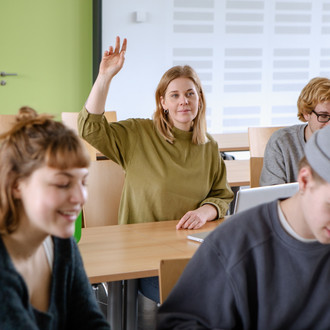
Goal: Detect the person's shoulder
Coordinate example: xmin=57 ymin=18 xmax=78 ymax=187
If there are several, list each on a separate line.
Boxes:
xmin=205 ymin=132 xmax=217 ymax=145
xmin=124 ymin=118 xmax=152 ymax=124
xmin=273 ymin=124 xmax=305 ymax=137
xmin=0 ymin=236 xmax=12 ymax=269
xmin=268 ymin=124 xmax=305 ymax=145
xmin=205 ymin=201 xmax=277 ymax=261
xmin=206 ymin=132 xmax=214 ymax=141
xmin=53 ymin=237 xmax=77 ymax=261
xmin=203 ymin=133 xmax=220 ymax=152
xmin=117 ymin=118 xmax=154 ymax=130
xmin=0 ymin=238 xmax=22 ymax=287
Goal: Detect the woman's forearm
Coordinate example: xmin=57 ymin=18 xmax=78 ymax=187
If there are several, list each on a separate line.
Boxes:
xmin=85 ymin=75 xmax=112 ymax=114
xmin=85 ymin=37 xmax=127 ymax=114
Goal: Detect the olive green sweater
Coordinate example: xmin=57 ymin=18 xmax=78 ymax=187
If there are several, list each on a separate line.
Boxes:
xmin=78 ymin=108 xmax=233 ymax=225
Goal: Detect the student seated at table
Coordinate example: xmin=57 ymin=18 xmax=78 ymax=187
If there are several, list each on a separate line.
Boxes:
xmin=78 ymin=37 xmax=233 ymax=303
xmin=0 ymin=107 xmax=110 ymax=329
xmin=260 ymin=77 xmax=330 ymax=186
xmin=157 ymin=125 xmax=330 ymax=330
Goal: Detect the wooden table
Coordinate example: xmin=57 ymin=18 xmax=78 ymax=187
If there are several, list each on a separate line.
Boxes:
xmin=79 ymin=219 xmax=223 ymax=283
xmin=224 ymin=159 xmax=250 ymax=187
xmin=212 ymin=132 xmax=249 ymax=152
xmin=79 ymin=219 xmax=224 ymax=329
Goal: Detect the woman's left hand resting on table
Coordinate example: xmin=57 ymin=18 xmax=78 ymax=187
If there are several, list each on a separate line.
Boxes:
xmin=176 ymin=204 xmax=218 ymax=230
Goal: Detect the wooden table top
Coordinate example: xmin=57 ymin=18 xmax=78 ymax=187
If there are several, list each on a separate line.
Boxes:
xmin=224 ymin=159 xmax=250 ymax=187
xmin=78 ymin=219 xmax=224 ymax=283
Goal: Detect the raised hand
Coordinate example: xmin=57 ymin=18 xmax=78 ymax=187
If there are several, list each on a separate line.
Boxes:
xmin=99 ymin=36 xmax=127 ymax=79
xmin=85 ymin=36 xmax=127 ymax=114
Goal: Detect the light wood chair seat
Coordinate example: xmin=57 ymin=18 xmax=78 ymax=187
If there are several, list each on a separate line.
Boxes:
xmin=159 ymin=257 xmax=190 ymax=304
xmin=248 ymin=126 xmax=283 ymax=187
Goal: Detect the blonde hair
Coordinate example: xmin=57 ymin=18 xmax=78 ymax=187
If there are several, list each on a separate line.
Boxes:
xmin=153 ymin=65 xmax=207 ymax=144
xmin=0 ymin=106 xmax=90 ymax=234
xmin=297 ymin=77 xmax=330 ymax=121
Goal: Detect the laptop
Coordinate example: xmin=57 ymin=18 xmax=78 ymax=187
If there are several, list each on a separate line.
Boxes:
xmin=233 ymin=182 xmax=299 ymax=214
xmin=187 ymin=182 xmax=299 ymax=243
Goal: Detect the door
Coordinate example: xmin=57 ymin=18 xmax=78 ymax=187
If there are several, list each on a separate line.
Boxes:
xmin=0 ymin=0 xmax=92 ymax=118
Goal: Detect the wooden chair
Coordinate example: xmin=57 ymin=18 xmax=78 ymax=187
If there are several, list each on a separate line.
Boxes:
xmin=211 ymin=132 xmax=249 ymax=152
xmin=83 ymin=159 xmax=125 ymax=317
xmin=248 ymin=126 xmax=283 ymax=188
xmin=0 ymin=114 xmax=16 ymax=134
xmin=61 ymin=111 xmax=117 ymax=160
xmin=159 ymin=257 xmax=190 ymax=304
xmin=83 ymin=159 xmax=125 ymax=227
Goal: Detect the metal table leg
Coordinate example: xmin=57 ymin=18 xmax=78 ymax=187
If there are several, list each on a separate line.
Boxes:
xmin=123 ymin=279 xmax=138 ymax=330
xmin=107 ymin=281 xmax=123 ymax=330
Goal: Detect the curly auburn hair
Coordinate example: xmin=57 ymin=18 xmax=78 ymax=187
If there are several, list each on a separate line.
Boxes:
xmin=0 ymin=106 xmax=90 ymax=234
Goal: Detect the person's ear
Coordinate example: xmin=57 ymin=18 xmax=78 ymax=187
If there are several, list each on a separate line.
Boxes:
xmin=303 ymin=111 xmax=311 ymax=122
xmin=298 ymin=166 xmax=314 ymax=192
xmin=12 ymin=181 xmax=22 ymax=199
xmin=160 ymin=96 xmax=167 ymax=110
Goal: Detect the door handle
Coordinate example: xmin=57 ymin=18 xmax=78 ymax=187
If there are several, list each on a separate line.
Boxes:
xmin=0 ymin=72 xmax=18 ymax=77
xmin=0 ymin=80 xmax=6 ymax=86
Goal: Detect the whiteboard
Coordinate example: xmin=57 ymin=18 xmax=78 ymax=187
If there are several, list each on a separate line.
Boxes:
xmin=101 ymin=0 xmax=330 ymax=133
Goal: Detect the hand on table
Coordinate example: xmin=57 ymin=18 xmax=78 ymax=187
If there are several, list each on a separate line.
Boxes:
xmin=176 ymin=204 xmax=218 ymax=230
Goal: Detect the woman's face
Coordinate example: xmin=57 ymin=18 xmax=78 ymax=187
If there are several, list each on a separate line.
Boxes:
xmin=160 ymin=77 xmax=200 ymax=131
xmin=14 ymin=165 xmax=88 ymax=238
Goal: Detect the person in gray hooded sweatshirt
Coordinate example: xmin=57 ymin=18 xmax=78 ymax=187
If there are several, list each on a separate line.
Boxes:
xmin=157 ymin=125 xmax=330 ymax=330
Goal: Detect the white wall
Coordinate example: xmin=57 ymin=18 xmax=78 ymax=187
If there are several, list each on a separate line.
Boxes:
xmin=102 ymin=0 xmax=330 ymax=133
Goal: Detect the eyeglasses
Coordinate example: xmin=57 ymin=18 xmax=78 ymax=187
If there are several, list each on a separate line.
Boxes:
xmin=312 ymin=110 xmax=330 ymax=123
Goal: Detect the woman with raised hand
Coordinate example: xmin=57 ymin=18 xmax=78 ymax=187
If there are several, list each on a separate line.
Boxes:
xmin=78 ymin=37 xmax=233 ymax=303
xmin=0 ymin=107 xmax=110 ymax=329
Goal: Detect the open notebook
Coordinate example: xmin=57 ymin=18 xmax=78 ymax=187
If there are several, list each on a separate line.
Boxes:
xmin=187 ymin=182 xmax=299 ymax=243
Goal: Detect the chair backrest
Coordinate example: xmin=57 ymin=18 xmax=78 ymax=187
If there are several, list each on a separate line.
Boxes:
xmin=0 ymin=114 xmax=16 ymax=134
xmin=61 ymin=111 xmax=117 ymax=160
xmin=211 ymin=132 xmax=249 ymax=152
xmin=61 ymin=111 xmax=117 ymax=132
xmin=159 ymin=257 xmax=190 ymax=304
xmin=83 ymin=160 xmax=125 ymax=227
xmin=248 ymin=126 xmax=283 ymax=187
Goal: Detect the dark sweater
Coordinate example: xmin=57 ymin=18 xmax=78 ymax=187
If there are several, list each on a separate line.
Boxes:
xmin=0 ymin=236 xmax=110 ymax=330
xmin=157 ymin=200 xmax=330 ymax=329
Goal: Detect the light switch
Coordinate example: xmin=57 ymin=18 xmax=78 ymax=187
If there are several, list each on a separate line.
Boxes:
xmin=135 ymin=11 xmax=147 ymax=23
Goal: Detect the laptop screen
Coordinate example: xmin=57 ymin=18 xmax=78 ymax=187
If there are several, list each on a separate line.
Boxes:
xmin=234 ymin=182 xmax=299 ymax=214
